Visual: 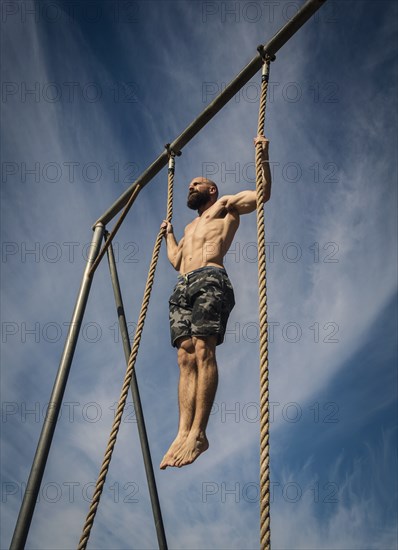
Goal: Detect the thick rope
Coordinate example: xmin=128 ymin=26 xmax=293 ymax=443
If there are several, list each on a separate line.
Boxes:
xmin=255 ymin=56 xmax=271 ymax=550
xmin=77 ymin=152 xmax=176 ymax=550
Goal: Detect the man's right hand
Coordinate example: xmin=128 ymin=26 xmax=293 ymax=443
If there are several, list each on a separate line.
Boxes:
xmin=161 ymin=220 xmax=173 ymax=235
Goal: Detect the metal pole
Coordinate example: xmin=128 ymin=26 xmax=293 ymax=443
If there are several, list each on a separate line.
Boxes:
xmin=95 ymin=0 xmax=327 ymax=227
xmin=106 ymin=237 xmax=168 ymax=550
xmin=10 ymin=222 xmax=105 ymax=550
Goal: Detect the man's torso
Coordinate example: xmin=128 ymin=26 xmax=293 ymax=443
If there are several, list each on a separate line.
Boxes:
xmin=179 ymin=201 xmax=239 ymax=274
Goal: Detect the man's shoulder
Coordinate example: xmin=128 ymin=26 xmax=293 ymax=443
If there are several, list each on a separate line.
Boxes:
xmin=216 ymin=194 xmax=234 ymax=204
xmin=208 ymin=196 xmax=240 ymax=222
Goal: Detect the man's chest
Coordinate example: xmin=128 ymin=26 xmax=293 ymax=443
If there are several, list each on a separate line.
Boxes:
xmin=185 ymin=217 xmax=224 ymax=240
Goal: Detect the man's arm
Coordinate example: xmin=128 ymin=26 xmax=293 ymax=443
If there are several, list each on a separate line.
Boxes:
xmin=224 ymin=136 xmax=271 ymax=215
xmin=161 ymin=221 xmax=183 ymax=271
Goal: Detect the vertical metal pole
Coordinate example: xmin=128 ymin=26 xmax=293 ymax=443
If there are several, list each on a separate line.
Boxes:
xmin=106 ymin=236 xmax=168 ymax=550
xmin=10 ymin=222 xmax=105 ymax=550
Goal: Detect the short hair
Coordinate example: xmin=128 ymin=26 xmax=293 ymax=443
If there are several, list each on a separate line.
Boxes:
xmin=191 ymin=177 xmax=219 ymax=200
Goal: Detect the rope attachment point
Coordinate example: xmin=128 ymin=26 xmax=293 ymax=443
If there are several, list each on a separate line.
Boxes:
xmin=256 ymin=46 xmax=274 ymax=87
xmin=164 ymin=143 xmax=182 ymax=172
xmin=257 ymin=45 xmax=276 ymax=63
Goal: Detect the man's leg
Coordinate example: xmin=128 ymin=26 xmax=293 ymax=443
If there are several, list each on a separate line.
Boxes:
xmin=173 ymin=335 xmax=218 ymax=468
xmin=160 ymin=337 xmax=196 ymax=469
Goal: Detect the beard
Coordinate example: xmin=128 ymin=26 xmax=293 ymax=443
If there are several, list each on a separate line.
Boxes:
xmin=187 ymin=188 xmax=211 ymax=210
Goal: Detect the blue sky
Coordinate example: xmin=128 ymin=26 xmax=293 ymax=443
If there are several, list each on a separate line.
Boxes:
xmin=1 ymin=1 xmax=397 ymax=549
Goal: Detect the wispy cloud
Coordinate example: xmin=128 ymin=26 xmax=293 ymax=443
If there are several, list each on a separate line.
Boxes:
xmin=2 ymin=1 xmax=396 ymax=549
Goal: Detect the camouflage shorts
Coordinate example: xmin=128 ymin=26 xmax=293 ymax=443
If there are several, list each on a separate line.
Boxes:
xmin=169 ymin=266 xmax=235 ymax=347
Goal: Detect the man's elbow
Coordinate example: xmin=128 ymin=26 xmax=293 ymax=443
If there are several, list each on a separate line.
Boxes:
xmin=167 ymin=253 xmax=178 ymax=270
xmin=170 ymin=260 xmax=180 ymax=272
xmin=173 ymin=255 xmax=182 ymax=272
xmin=263 ymin=188 xmax=271 ymax=203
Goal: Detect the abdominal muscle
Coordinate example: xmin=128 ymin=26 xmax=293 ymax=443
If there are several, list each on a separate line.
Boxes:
xmin=180 ymin=240 xmax=224 ymax=274
xmin=179 ymin=216 xmax=238 ymax=275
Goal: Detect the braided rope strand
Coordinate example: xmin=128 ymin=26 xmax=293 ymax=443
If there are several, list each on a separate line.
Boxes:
xmin=77 ymin=155 xmax=175 ymax=550
xmin=255 ymin=58 xmax=271 ymax=550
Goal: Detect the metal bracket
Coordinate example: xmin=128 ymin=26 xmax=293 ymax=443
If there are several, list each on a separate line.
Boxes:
xmin=165 ymin=143 xmax=182 ymax=158
xmin=257 ymin=45 xmax=276 ymax=62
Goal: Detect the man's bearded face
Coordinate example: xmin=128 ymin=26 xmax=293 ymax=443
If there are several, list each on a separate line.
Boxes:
xmin=187 ymin=186 xmax=211 ymax=210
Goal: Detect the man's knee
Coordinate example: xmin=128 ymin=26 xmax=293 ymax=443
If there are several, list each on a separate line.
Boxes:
xmin=192 ymin=336 xmax=217 ymax=363
xmin=177 ymin=337 xmax=196 ymax=369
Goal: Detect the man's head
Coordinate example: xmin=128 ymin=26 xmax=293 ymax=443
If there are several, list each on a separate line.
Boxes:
xmin=187 ymin=177 xmax=219 ymax=212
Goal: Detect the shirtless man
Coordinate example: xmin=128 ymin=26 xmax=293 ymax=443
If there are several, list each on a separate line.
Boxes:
xmin=159 ymin=136 xmax=271 ymax=469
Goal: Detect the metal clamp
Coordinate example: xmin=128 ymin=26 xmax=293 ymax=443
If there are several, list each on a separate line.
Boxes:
xmin=257 ymin=45 xmax=276 ymax=63
xmin=165 ymin=144 xmax=181 ymax=171
xmin=165 ymin=143 xmax=182 ymax=158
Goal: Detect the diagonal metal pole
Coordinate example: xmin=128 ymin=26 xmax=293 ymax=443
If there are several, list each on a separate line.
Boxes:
xmin=95 ymin=0 xmax=327 ymax=228
xmin=10 ymin=222 xmax=105 ymax=550
xmin=105 ymin=235 xmax=168 ymax=549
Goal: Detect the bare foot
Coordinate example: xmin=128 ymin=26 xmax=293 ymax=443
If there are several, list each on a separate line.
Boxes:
xmin=160 ymin=432 xmax=189 ymax=469
xmin=173 ymin=431 xmax=209 ymax=468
